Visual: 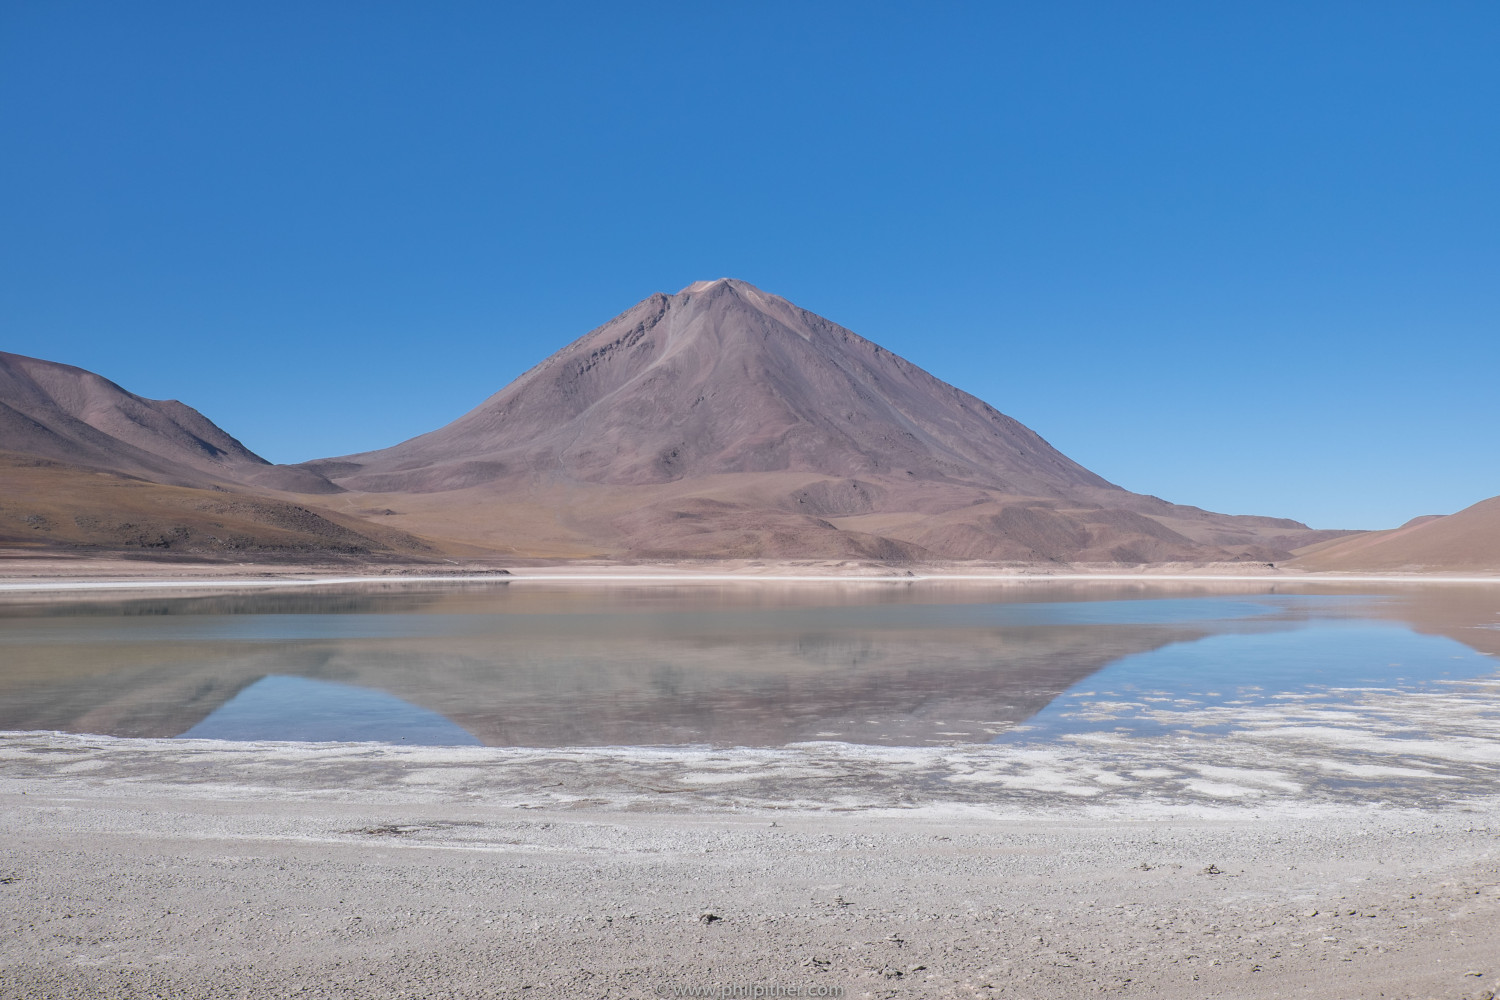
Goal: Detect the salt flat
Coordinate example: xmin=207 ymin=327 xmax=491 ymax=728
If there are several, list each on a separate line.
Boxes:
xmin=4 ymin=579 xmax=1499 ymax=998
xmin=2 ymin=733 xmax=1498 ymax=999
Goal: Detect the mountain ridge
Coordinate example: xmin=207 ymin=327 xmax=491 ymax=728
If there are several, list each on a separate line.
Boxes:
xmin=1291 ymin=495 xmax=1500 ymax=572
xmin=0 ymin=351 xmax=339 ymax=495
xmin=309 ymin=279 xmax=1131 ymax=496
xmin=292 ymin=279 xmax=1341 ymax=563
xmin=1 ymin=281 xmax=1372 ymax=564
xmin=0 ymin=352 xmax=429 ymax=558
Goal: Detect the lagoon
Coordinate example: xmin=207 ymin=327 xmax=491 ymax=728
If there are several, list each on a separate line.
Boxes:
xmin=2 ymin=582 xmax=1496 ymax=765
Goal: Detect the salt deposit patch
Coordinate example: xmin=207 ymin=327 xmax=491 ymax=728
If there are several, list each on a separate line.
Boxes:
xmin=1190 ymin=765 xmax=1302 ymax=793
xmin=1317 ymin=761 xmax=1453 ymax=780
xmin=400 ymin=767 xmax=489 ymax=785
xmin=1179 ymin=779 xmax=1260 ymax=798
xmin=675 ymin=771 xmax=767 ymax=785
xmin=7 ymin=668 xmax=1500 ymax=815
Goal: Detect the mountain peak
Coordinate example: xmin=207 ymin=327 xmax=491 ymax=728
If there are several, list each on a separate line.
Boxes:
xmin=313 ymin=281 xmax=1123 ymax=499
xmin=292 ymin=280 xmax=1332 ymax=561
xmin=676 ymin=277 xmax=773 ymax=297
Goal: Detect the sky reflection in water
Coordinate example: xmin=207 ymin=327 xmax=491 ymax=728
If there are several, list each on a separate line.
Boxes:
xmin=180 ymin=676 xmax=483 ymax=746
xmin=1 ymin=586 xmax=1495 ymax=748
xmin=1001 ymin=624 xmax=1498 ymax=742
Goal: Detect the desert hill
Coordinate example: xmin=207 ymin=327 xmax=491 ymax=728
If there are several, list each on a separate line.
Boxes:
xmin=0 ymin=353 xmax=430 ymax=559
xmin=306 ymin=278 xmax=1119 ymax=498
xmin=302 ymin=279 xmax=1344 ymax=563
xmin=0 ymin=450 xmax=437 ymax=559
xmin=2 ymin=283 xmax=1357 ymax=564
xmin=1292 ymin=495 xmax=1500 ymax=573
xmin=0 ymin=351 xmax=336 ymax=494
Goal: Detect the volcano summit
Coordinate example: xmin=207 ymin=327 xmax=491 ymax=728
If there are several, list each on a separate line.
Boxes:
xmin=294 ymin=279 xmax=1336 ymax=563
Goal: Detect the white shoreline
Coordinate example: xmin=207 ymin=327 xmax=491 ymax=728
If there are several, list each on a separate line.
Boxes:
xmin=9 ymin=673 xmax=1500 ymax=812
xmin=6 ymin=767 xmax=1497 ymax=1000
xmin=2 ymin=569 xmax=1499 ymax=593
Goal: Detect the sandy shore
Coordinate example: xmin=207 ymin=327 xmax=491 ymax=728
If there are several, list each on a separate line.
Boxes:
xmin=3 ymin=733 xmax=1498 ymax=999
xmin=4 ymin=565 xmax=1499 ymax=997
xmin=1 ymin=553 xmax=1499 ymax=595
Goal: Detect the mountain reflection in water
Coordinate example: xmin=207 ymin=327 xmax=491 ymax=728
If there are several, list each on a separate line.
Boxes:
xmin=179 ymin=675 xmax=482 ymax=746
xmin=0 ymin=582 xmax=1495 ymax=748
xmin=1001 ymin=624 xmax=1499 ymax=743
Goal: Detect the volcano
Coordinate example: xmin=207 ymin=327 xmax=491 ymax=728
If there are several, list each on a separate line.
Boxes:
xmin=301 ymin=279 xmax=1339 ymax=563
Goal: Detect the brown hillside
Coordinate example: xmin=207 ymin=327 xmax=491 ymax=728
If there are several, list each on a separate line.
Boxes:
xmin=301 ymin=279 xmax=1341 ymax=563
xmin=0 ymin=451 xmax=435 ymax=560
xmin=0 ymin=353 xmax=419 ymax=560
xmin=2 ymin=282 xmax=1355 ymax=565
xmin=0 ymin=351 xmax=337 ymax=494
xmin=1292 ymin=495 xmax=1500 ymax=573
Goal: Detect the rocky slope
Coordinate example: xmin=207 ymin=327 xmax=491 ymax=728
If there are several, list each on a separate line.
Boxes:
xmin=303 ymin=279 xmax=1343 ymax=563
xmin=0 ymin=353 xmax=427 ymax=558
xmin=2 ymin=282 xmax=1356 ymax=564
xmin=1292 ymin=495 xmax=1500 ymax=573
xmin=0 ymin=351 xmax=336 ymax=494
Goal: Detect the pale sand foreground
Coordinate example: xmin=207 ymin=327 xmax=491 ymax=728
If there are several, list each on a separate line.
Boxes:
xmin=3 ymin=734 xmax=1499 ymax=1000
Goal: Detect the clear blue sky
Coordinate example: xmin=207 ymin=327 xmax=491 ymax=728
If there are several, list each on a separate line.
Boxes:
xmin=2 ymin=2 xmax=1496 ymax=529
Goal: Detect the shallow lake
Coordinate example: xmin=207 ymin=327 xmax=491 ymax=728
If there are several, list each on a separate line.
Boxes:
xmin=2 ymin=581 xmax=1497 ymax=756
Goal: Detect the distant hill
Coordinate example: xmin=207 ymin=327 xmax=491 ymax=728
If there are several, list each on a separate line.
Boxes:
xmin=1 ymin=284 xmax=1358 ymax=564
xmin=0 ymin=351 xmax=336 ymax=494
xmin=1292 ymin=496 xmax=1500 ymax=573
xmin=299 ymin=278 xmax=1345 ymax=563
xmin=0 ymin=352 xmax=427 ymax=558
xmin=0 ymin=450 xmax=432 ymax=559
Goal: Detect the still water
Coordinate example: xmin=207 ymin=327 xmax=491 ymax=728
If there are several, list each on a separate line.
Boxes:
xmin=0 ymin=582 xmax=1496 ymax=749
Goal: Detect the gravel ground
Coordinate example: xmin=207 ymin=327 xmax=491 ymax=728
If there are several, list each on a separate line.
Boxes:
xmin=3 ymin=734 xmax=1500 ymax=999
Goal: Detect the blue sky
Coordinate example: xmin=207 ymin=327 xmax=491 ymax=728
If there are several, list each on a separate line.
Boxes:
xmin=2 ymin=2 xmax=1495 ymax=529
